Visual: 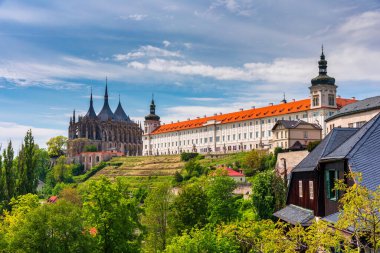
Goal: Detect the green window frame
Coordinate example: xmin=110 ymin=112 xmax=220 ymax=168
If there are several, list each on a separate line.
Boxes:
xmin=325 ymin=169 xmax=338 ymax=201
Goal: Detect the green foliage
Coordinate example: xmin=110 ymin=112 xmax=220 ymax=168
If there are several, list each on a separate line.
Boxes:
xmin=2 ymin=141 xmax=15 ymax=203
xmin=183 ymin=159 xmax=205 ymax=180
xmin=206 ymin=173 xmax=238 ymax=224
xmin=251 ymin=170 xmax=286 ymax=219
xmin=243 ymin=150 xmax=277 ymax=176
xmin=7 ymin=200 xmax=94 ymax=253
xmin=17 ymin=130 xmax=38 ymax=196
xmin=34 ymin=148 xmax=50 ymax=182
xmin=84 ymin=145 xmax=97 ymax=152
xmin=72 ymin=161 xmax=107 ymax=183
xmin=180 ymin=152 xmax=198 ymax=161
xmin=142 ymin=183 xmax=174 ymax=252
xmin=46 ymin=135 xmax=67 ymax=158
xmin=173 ymin=171 xmax=183 ymax=183
xmin=307 ymin=140 xmax=321 ymax=152
xmin=165 ymin=227 xmax=239 ymax=253
xmin=53 ymin=156 xmax=73 ymax=183
xmin=82 ymin=176 xmax=142 ymax=252
xmin=172 ymin=182 xmax=208 ymax=233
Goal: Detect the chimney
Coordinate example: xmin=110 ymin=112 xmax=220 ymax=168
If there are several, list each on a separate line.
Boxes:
xmin=197 ymin=117 xmax=200 ymax=119
xmin=292 ymin=99 xmax=295 ymax=102
xmin=187 ymin=118 xmax=190 ymax=120
xmin=251 ymin=106 xmax=255 ymax=109
xmin=204 ymin=115 xmax=206 ymax=118
xmin=177 ymin=120 xmax=180 ymax=123
xmin=171 ymin=121 xmax=173 ymax=124
xmin=352 ymin=97 xmax=356 ymax=100
xmin=269 ymin=103 xmax=273 ymax=106
xmin=214 ymin=113 xmax=217 ymax=116
xmin=239 ymin=108 xmax=243 ymax=111
xmin=337 ymin=95 xmax=341 ymax=98
xmin=219 ymin=112 xmax=222 ymax=115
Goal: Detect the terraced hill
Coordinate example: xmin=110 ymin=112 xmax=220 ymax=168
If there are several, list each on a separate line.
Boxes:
xmin=89 ymin=155 xmax=184 ymax=187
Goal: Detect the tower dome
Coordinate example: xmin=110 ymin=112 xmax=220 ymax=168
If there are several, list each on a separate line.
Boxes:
xmin=311 ymin=46 xmax=336 ymax=86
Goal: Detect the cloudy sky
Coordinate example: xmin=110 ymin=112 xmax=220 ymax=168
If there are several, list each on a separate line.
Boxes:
xmin=1 ymin=0 xmax=380 ymax=149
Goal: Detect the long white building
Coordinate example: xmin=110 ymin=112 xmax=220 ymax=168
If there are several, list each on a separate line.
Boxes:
xmin=143 ymin=50 xmax=356 ymax=156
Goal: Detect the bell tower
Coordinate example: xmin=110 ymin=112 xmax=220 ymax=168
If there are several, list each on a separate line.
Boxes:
xmin=309 ymin=46 xmax=337 ymax=109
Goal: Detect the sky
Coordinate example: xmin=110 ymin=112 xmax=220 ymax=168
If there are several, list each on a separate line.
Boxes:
xmin=1 ymin=0 xmax=380 ymax=150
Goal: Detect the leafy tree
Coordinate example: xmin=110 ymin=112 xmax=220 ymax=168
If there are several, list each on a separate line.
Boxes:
xmin=59 ymin=187 xmax=82 ymax=206
xmin=143 ymin=183 xmax=174 ymax=252
xmin=251 ymin=170 xmax=286 ymax=219
xmin=46 ymin=135 xmax=67 ymax=158
xmin=8 ymin=200 xmax=94 ymax=253
xmin=82 ymin=176 xmax=142 ymax=253
xmin=52 ymin=156 xmax=72 ymax=183
xmin=165 ymin=227 xmax=239 ymax=253
xmin=173 ymin=171 xmax=183 ymax=183
xmin=0 ymin=151 xmax=4 ymax=204
xmin=34 ymin=148 xmax=50 ymax=182
xmin=17 ymin=130 xmax=38 ymax=195
xmin=206 ymin=171 xmax=238 ymax=224
xmin=336 ymin=173 xmax=380 ymax=252
xmin=243 ymin=150 xmax=268 ymax=176
xmin=3 ymin=141 xmax=15 ymax=202
xmin=172 ymin=182 xmax=208 ymax=233
xmin=180 ymin=152 xmax=198 ymax=162
xmin=183 ymin=159 xmax=204 ymax=179
xmin=307 ymin=140 xmax=321 ymax=152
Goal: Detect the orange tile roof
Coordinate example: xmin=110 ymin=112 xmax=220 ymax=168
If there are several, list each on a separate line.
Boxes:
xmin=151 ymin=97 xmax=356 ymax=135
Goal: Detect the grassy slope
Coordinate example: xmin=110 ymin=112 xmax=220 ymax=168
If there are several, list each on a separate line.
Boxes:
xmin=86 ymin=152 xmax=250 ymax=188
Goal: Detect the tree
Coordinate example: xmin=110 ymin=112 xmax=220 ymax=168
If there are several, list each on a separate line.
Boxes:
xmin=165 ymin=227 xmax=239 ymax=253
xmin=82 ymin=176 xmax=142 ymax=253
xmin=3 ymin=141 xmax=15 ymax=202
xmin=172 ymin=182 xmax=208 ymax=233
xmin=46 ymin=136 xmax=67 ymax=158
xmin=307 ymin=140 xmax=321 ymax=152
xmin=0 ymin=150 xmax=4 ymax=203
xmin=17 ymin=130 xmax=37 ymax=195
xmin=183 ymin=159 xmax=204 ymax=179
xmin=336 ymin=173 xmax=380 ymax=252
xmin=52 ymin=156 xmax=72 ymax=183
xmin=143 ymin=183 xmax=174 ymax=252
xmin=8 ymin=199 xmax=95 ymax=253
xmin=251 ymin=170 xmax=286 ymax=219
xmin=206 ymin=171 xmax=238 ymax=224
xmin=34 ymin=148 xmax=50 ymax=182
xmin=243 ymin=150 xmax=268 ymax=176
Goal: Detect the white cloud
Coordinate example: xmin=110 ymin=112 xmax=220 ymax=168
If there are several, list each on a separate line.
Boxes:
xmin=0 ymin=122 xmax=66 ymax=150
xmin=114 ymin=45 xmax=182 ymax=61
xmin=124 ymin=14 xmax=147 ymax=21
xmin=163 ymin=40 xmax=171 ymax=47
xmin=209 ymin=0 xmax=254 ymax=16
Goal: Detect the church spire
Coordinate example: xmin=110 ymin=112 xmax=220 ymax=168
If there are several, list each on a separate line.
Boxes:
xmin=85 ymin=87 xmax=97 ymax=119
xmin=311 ymin=46 xmax=335 ymax=86
xmin=145 ymin=93 xmax=160 ymax=121
xmin=97 ymin=79 xmax=115 ymax=121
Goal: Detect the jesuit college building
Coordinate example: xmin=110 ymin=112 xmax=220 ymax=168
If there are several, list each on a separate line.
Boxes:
xmin=142 ymin=50 xmax=356 ymax=156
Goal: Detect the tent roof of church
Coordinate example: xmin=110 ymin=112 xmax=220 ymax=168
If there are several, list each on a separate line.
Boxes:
xmin=150 ymin=97 xmax=356 ymax=135
xmin=97 ymin=104 xmax=114 ymax=121
xmin=114 ymin=101 xmax=130 ymax=122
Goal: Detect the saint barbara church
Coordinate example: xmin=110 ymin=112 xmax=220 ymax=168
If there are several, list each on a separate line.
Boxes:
xmin=142 ymin=49 xmax=356 ymax=156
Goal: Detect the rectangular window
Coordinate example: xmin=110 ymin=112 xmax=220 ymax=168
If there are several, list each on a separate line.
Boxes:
xmin=356 ymin=121 xmax=366 ymax=128
xmin=309 ymin=181 xmax=314 ymax=200
xmin=204 ymin=138 xmax=208 ymax=143
xmin=209 ymin=137 xmax=213 ymax=142
xmin=348 ymin=123 xmax=354 ymax=128
xmin=304 ymin=131 xmax=308 ymax=138
xmin=313 ymin=95 xmax=319 ymax=107
xmin=238 ymin=134 xmax=241 ymax=140
xmin=255 ymin=132 xmax=259 ymax=138
xmin=216 ymin=136 xmax=220 ymax=142
xmin=233 ymin=134 xmax=236 ymax=140
xmin=299 ymin=180 xmax=303 ymax=198
xmin=325 ymin=169 xmax=338 ymax=201
xmin=268 ymin=131 xmax=271 ymax=137
xmin=328 ymin=94 xmax=335 ymax=106
xmin=244 ymin=133 xmax=247 ymax=139
xmin=250 ymin=132 xmax=253 ymax=139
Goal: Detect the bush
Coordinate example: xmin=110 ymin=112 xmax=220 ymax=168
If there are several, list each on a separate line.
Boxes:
xmin=174 ymin=171 xmax=184 ymax=183
xmin=71 ymin=164 xmax=84 ymax=176
xmin=73 ymin=162 xmax=107 ymax=183
xmin=180 ymin=152 xmax=199 ymax=162
xmin=84 ymin=145 xmax=97 ymax=152
xmin=307 ymin=140 xmax=321 ymax=152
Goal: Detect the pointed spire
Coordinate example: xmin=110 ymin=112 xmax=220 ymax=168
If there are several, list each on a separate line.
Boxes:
xmin=311 ymin=46 xmax=335 ymax=86
xmin=73 ymin=109 xmax=76 ymax=123
xmin=145 ymin=94 xmax=160 ymax=121
xmin=85 ymin=88 xmax=97 ymax=119
xmin=281 ymin=93 xmax=287 ymax=103
xmin=105 ymin=77 xmax=109 ymax=99
xmin=97 ymin=80 xmax=115 ymax=121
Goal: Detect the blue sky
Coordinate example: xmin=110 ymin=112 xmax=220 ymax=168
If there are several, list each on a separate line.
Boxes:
xmin=1 ymin=0 xmax=380 ymax=149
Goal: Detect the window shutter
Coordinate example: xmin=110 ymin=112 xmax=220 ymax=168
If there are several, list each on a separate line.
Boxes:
xmin=325 ymin=170 xmax=330 ymax=199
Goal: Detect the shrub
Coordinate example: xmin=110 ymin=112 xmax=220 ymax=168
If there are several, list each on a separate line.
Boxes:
xmin=180 ymin=152 xmax=199 ymax=161
xmin=307 ymin=140 xmax=321 ymax=152
xmin=84 ymin=145 xmax=97 ymax=152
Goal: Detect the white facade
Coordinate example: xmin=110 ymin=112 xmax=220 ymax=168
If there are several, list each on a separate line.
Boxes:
xmin=143 ymin=107 xmax=339 ymax=156
xmin=143 ymin=51 xmax=354 ymax=156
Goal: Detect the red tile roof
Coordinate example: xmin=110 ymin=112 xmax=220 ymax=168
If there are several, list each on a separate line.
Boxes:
xmin=48 ymin=196 xmax=58 ymax=203
xmin=150 ymin=98 xmax=356 ymax=135
xmin=226 ymin=168 xmax=244 ymax=177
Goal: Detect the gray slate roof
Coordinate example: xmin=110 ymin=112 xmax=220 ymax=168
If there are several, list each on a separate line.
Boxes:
xmin=292 ymin=128 xmax=358 ymax=172
xmin=114 ymin=102 xmax=131 ymax=122
xmin=273 ymin=204 xmax=314 ymax=226
xmin=326 ymin=96 xmax=380 ymax=122
xmin=272 ymin=120 xmax=321 ymax=131
xmin=322 ymin=113 xmax=380 ymax=191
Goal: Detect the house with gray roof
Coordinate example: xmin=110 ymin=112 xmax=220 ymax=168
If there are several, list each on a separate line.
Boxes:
xmin=326 ymin=95 xmax=380 ymax=133
xmin=274 ymin=112 xmax=380 ymax=225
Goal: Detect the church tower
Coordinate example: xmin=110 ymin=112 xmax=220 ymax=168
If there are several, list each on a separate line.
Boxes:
xmin=309 ymin=46 xmax=337 ymax=109
xmin=144 ymin=95 xmax=160 ymax=134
